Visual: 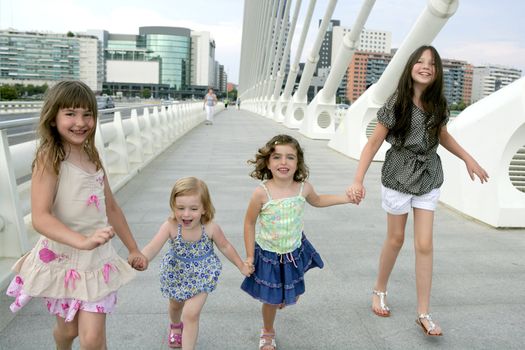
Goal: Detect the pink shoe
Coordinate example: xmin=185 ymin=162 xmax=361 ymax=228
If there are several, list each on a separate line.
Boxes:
xmin=168 ymin=322 xmax=183 ymax=348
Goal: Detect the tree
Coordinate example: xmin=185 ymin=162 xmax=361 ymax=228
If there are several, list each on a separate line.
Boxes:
xmin=142 ymin=88 xmax=152 ymax=99
xmin=0 ymin=85 xmax=19 ymax=100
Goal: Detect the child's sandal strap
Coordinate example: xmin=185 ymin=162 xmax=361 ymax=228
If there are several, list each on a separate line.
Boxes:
xmin=259 ymin=330 xmax=276 ymax=350
xmin=170 ymin=322 xmax=183 ymax=330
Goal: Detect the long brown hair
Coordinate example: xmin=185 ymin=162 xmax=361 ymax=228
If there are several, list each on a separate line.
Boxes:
xmin=32 ymin=81 xmax=102 ymax=175
xmin=248 ymin=134 xmax=309 ymax=182
xmin=390 ymin=45 xmax=448 ymax=146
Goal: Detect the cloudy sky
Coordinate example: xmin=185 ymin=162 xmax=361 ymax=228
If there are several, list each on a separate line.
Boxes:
xmin=1 ymin=0 xmax=523 ymax=84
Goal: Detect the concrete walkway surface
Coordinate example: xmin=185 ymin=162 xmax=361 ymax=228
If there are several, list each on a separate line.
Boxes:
xmin=1 ymin=108 xmax=524 ymax=349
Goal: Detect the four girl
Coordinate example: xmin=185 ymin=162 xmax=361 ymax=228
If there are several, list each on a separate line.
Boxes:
xmin=5 ymin=45 xmax=489 ymax=348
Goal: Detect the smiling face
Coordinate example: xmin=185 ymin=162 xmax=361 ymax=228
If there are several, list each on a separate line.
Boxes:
xmin=173 ymin=194 xmax=205 ymax=230
xmin=54 ymin=107 xmax=95 ymax=149
xmin=411 ymin=49 xmax=436 ymax=90
xmin=267 ymin=144 xmax=298 ymax=181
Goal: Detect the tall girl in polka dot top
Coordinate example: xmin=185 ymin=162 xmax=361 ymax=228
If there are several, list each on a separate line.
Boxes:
xmin=347 ymin=46 xmax=489 ymax=336
xmin=6 ymin=80 xmax=148 ymax=349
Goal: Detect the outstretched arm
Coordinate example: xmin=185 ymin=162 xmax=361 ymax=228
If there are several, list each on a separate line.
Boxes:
xmin=140 ymin=220 xmax=172 ymax=262
xmin=210 ymin=223 xmax=252 ymax=276
xmin=303 ymin=182 xmax=354 ymax=207
xmin=346 ymin=122 xmax=389 ymax=203
xmin=104 ymin=175 xmax=148 ymax=270
xmin=439 ymin=126 xmax=489 ymax=183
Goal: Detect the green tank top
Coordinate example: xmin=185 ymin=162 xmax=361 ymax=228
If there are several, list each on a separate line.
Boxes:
xmin=255 ymin=181 xmax=305 ymax=254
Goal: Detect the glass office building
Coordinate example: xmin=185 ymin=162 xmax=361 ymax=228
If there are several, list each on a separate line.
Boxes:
xmin=139 ymin=27 xmax=191 ymax=90
xmin=0 ymin=30 xmax=80 ymax=83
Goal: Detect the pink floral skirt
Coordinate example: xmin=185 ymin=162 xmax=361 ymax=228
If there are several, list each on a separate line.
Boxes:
xmin=6 ymin=275 xmax=118 ymax=322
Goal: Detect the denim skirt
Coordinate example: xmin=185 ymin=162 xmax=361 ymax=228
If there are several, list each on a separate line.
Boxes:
xmin=240 ymin=234 xmax=324 ymax=306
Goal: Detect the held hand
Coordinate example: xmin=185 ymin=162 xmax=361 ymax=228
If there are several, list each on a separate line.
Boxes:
xmin=465 ymin=159 xmax=489 ymax=184
xmin=244 ymin=257 xmax=255 ymax=275
xmin=81 ymin=226 xmax=115 ymax=250
xmin=240 ymin=262 xmax=253 ymax=277
xmin=128 ymin=250 xmax=149 ymax=271
xmin=346 ymin=183 xmax=365 ymax=204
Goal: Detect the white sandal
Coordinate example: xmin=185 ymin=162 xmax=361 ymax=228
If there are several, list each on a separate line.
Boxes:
xmin=372 ymin=290 xmax=391 ymax=317
xmin=416 ymin=313 xmax=443 ymax=336
xmin=259 ymin=329 xmax=276 ymax=350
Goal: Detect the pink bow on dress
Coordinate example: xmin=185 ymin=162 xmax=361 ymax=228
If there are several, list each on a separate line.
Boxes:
xmin=102 ymin=263 xmax=116 ymax=284
xmin=64 ymin=269 xmax=80 ymax=290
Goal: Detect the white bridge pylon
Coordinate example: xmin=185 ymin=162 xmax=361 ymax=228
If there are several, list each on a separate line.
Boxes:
xmin=328 ymin=0 xmax=459 ymax=159
xmin=299 ymin=0 xmax=376 ymax=139
xmin=283 ymin=0 xmax=338 ymax=129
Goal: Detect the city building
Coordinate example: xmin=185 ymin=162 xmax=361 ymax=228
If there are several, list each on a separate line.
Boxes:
xmin=0 ymin=29 xmax=101 ymax=92
xmin=0 ymin=26 xmax=228 ymax=100
xmin=442 ymin=59 xmax=473 ymax=106
xmin=89 ymin=26 xmax=226 ymax=99
xmin=346 ymin=51 xmax=392 ymax=103
xmin=190 ymin=31 xmax=216 ymax=88
xmin=317 ymin=19 xmax=340 ymax=74
xmin=471 ymin=65 xmax=522 ymax=103
xmin=332 ymin=25 xmax=392 ymax=103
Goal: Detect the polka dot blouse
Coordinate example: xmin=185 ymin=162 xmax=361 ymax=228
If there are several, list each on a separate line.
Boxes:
xmin=377 ymin=93 xmax=449 ymax=195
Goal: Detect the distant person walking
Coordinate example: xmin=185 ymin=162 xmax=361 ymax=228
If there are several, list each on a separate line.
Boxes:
xmin=203 ymin=88 xmax=217 ymax=125
xmin=236 ymin=98 xmax=241 ymax=110
xmin=346 ymin=45 xmax=489 ymax=337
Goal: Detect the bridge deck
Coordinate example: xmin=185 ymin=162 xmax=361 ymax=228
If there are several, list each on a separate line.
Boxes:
xmin=1 ymin=108 xmax=524 ymax=349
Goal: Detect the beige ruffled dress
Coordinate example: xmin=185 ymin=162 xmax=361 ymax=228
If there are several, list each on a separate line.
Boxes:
xmin=6 ymin=161 xmax=135 ymax=317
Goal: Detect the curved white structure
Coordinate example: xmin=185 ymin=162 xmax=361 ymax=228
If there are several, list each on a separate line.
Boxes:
xmin=439 ymin=78 xmax=525 ymax=228
xmin=283 ymin=0 xmax=338 ymax=129
xmin=299 ymin=0 xmax=376 ymax=139
xmin=274 ymin=0 xmax=317 ymax=123
xmin=328 ymin=0 xmax=459 ymax=159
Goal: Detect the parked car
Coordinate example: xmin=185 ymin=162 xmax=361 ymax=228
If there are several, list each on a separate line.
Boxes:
xmin=96 ymin=96 xmax=115 ymax=110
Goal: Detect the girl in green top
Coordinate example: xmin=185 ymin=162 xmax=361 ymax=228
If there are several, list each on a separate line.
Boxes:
xmin=241 ymin=134 xmax=355 ymax=350
xmin=347 ymin=46 xmax=489 ymax=336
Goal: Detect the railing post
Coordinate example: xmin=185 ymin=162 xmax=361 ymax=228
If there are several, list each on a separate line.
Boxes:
xmin=0 ymin=130 xmax=27 ymax=259
xmin=106 ymin=111 xmax=130 ymax=174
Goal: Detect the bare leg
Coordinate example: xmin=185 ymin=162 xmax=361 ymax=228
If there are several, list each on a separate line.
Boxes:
xmin=77 ymin=310 xmax=107 ymax=350
xmin=181 ymin=292 xmax=208 ymax=350
xmin=261 ymin=303 xmax=278 ymax=332
xmin=54 ymin=315 xmax=79 ymax=350
xmin=413 ymin=208 xmax=441 ymax=335
xmin=372 ymin=213 xmax=408 ymax=315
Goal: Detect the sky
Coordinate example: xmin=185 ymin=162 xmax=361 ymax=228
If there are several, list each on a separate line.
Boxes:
xmin=0 ymin=0 xmax=523 ymax=84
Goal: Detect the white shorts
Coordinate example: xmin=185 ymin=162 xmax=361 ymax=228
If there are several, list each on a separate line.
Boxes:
xmin=381 ymin=185 xmax=440 ymax=215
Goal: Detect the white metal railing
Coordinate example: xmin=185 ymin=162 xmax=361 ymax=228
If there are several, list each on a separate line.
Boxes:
xmin=0 ymin=101 xmax=215 ymax=289
xmin=0 ymin=101 xmax=43 ymax=114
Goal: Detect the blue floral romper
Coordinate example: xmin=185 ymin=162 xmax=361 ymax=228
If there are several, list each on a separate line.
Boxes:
xmin=160 ymin=224 xmax=222 ymax=301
